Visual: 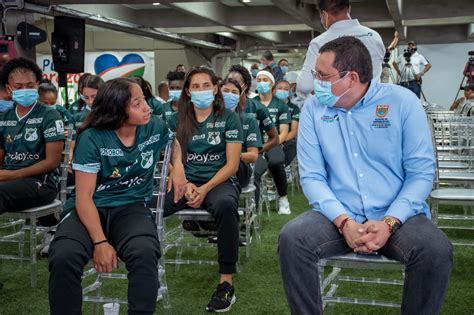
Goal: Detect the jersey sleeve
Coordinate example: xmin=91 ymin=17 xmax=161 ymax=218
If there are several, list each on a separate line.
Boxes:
xmin=150 ymin=115 xmax=171 ymax=152
xmin=278 ymin=102 xmax=291 ymax=125
xmin=290 ymin=104 xmax=301 ymax=122
xmin=72 ymin=130 xmax=101 ymax=173
xmin=43 ymin=108 xmax=66 ymax=143
xmin=246 ymin=117 xmax=263 ymax=149
xmin=256 ymin=103 xmax=276 ymax=132
xmin=225 ymin=111 xmax=243 ymax=143
xmin=165 ymin=112 xmax=177 ymax=132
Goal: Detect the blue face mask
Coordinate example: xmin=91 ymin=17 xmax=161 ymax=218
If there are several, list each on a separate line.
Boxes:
xmin=257 ymin=81 xmax=271 ymax=94
xmin=280 ymin=66 xmax=289 ymax=74
xmin=223 ymin=92 xmax=240 ymax=110
xmin=12 ymin=89 xmax=39 ymax=107
xmin=275 ymin=89 xmax=290 ymax=101
xmin=313 ymin=74 xmax=351 ymax=108
xmin=169 ymin=90 xmax=181 ymax=101
xmin=191 ymin=90 xmax=215 ymax=109
xmin=251 ymin=69 xmax=259 ymax=78
xmin=0 ymin=99 xmax=14 ymax=112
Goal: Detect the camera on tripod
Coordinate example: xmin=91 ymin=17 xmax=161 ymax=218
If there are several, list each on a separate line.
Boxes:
xmin=403 ymin=49 xmax=413 ymax=63
xmin=383 ymin=49 xmax=391 ymax=64
xmin=469 ymin=51 xmax=474 ymax=63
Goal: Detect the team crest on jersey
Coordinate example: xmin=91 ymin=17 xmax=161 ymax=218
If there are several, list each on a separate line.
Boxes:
xmin=25 ymin=128 xmax=38 ymax=142
xmin=141 ymin=150 xmax=154 ymax=169
xmin=6 ymin=134 xmax=12 ymax=143
xmin=110 ymin=168 xmax=121 ymax=178
xmin=376 ymin=105 xmax=389 ymax=118
xmin=207 ymin=132 xmax=221 ymax=145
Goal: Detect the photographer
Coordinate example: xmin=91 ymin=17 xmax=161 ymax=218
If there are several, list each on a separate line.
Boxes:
xmin=450 ymin=84 xmax=473 ymax=113
xmin=392 ymin=40 xmax=431 ymax=98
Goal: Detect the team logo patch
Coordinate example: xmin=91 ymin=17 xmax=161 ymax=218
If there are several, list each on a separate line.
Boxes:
xmin=207 ymin=132 xmax=221 ymax=145
xmin=6 ymin=134 xmax=12 ymax=143
xmin=25 ymin=128 xmax=38 ymax=142
xmin=376 ymin=105 xmax=389 ymax=118
xmin=110 ymin=168 xmax=121 ymax=178
xmin=55 ymin=120 xmax=65 ymax=133
xmin=141 ymin=150 xmax=154 ymax=169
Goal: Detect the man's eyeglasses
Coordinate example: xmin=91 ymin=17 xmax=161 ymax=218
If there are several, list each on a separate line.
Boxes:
xmin=311 ymin=69 xmax=349 ymax=81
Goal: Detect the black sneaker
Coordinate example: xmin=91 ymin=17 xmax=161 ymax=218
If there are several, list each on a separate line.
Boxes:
xmin=206 ymin=281 xmax=236 ymax=313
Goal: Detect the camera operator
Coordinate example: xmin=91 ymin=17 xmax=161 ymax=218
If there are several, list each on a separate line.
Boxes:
xmin=450 ymin=84 xmax=474 ymax=115
xmin=392 ymin=41 xmax=431 ymax=98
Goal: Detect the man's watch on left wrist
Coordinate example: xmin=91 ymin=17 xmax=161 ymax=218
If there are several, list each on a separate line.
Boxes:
xmin=383 ymin=216 xmax=401 ymax=235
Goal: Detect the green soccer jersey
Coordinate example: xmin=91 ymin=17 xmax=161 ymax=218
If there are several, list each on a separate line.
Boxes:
xmin=55 ymin=105 xmax=75 ymax=127
xmin=253 ymin=96 xmax=290 ymax=132
xmin=162 ymin=101 xmax=177 ymax=123
xmin=244 ymin=97 xmax=275 ymax=139
xmin=287 ymin=101 xmax=301 ymax=132
xmin=240 ymin=113 xmax=262 ymax=152
xmin=63 ymin=115 xmax=170 ymax=215
xmin=0 ymin=102 xmax=65 ymax=186
xmin=168 ymin=109 xmax=243 ymax=183
xmin=73 ymin=106 xmax=91 ymax=129
xmin=68 ymin=99 xmax=84 ymax=115
xmin=147 ymin=97 xmax=164 ymax=118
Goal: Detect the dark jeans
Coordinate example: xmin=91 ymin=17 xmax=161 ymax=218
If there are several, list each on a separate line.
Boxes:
xmin=400 ymin=80 xmax=421 ymax=98
xmin=254 ymin=146 xmax=288 ymax=205
xmin=164 ymin=180 xmax=240 ymax=274
xmin=0 ymin=176 xmax=58 ymax=226
xmin=48 ymin=203 xmax=161 ymax=315
xmin=283 ymin=139 xmax=297 ymax=166
xmin=278 ymin=211 xmax=453 ymax=315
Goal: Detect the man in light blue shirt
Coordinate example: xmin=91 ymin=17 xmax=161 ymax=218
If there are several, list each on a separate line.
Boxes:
xmin=278 ymin=36 xmax=453 ymax=315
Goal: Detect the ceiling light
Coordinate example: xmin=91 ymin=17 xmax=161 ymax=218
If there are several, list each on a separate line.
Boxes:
xmin=242 ymin=0 xmax=251 ymax=3
xmin=153 ymin=2 xmax=160 ymax=5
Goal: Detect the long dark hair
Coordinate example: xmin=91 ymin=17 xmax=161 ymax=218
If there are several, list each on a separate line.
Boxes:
xmin=79 ymin=78 xmax=136 ymax=134
xmin=129 ymin=75 xmax=154 ymax=100
xmin=220 ymin=77 xmax=245 ymax=119
xmin=176 ymin=66 xmax=224 ymax=158
xmin=78 ymin=74 xmax=104 ymax=112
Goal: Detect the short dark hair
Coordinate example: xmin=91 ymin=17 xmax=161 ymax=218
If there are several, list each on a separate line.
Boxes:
xmin=317 ymin=0 xmax=349 ymax=14
xmin=80 ymin=78 xmax=136 ymax=133
xmin=262 ymin=50 xmax=274 ymax=61
xmin=157 ymin=81 xmax=168 ymax=93
xmin=278 ymin=58 xmax=288 ymax=65
xmin=166 ymin=70 xmax=185 ymax=82
xmin=38 ymin=82 xmax=58 ymax=95
xmin=0 ymin=57 xmax=42 ymax=85
xmin=319 ymin=36 xmax=373 ymax=84
xmin=228 ymin=64 xmax=252 ymax=94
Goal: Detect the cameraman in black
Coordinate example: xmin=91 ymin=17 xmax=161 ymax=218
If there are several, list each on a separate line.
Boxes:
xmin=393 ymin=40 xmax=431 ymax=98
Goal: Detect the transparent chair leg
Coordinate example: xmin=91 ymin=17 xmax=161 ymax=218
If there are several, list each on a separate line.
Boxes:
xmin=30 ymin=217 xmax=37 ymax=288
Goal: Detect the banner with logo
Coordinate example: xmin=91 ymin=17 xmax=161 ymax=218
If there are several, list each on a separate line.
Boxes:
xmin=37 ymin=51 xmax=155 ymax=105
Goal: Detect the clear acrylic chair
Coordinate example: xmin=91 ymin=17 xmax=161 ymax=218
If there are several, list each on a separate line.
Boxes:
xmin=0 ymin=125 xmax=73 ymax=287
xmin=81 ymin=137 xmax=174 ymax=314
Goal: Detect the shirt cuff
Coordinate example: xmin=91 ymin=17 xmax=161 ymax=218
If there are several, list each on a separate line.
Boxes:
xmin=72 ymin=163 xmax=100 ymax=173
xmin=386 ymin=199 xmax=416 ymax=223
xmin=315 ymin=199 xmax=348 ymax=222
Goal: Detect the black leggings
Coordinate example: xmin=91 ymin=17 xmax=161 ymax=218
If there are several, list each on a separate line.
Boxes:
xmin=0 ymin=176 xmax=58 ymax=226
xmin=254 ymin=146 xmax=288 ymax=204
xmin=48 ymin=203 xmax=161 ymax=315
xmin=164 ymin=180 xmax=241 ymax=274
xmin=283 ymin=139 xmax=297 ymax=166
xmin=236 ymin=160 xmax=252 ymax=188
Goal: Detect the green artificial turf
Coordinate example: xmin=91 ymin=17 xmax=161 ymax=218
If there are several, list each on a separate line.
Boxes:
xmin=1 ymin=191 xmax=473 ymax=315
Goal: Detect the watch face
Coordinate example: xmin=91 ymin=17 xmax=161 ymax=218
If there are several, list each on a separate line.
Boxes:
xmin=392 ymin=223 xmax=400 ymax=233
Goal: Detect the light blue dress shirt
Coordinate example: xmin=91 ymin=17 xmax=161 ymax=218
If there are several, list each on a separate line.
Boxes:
xmin=297 ymin=80 xmax=435 ymax=223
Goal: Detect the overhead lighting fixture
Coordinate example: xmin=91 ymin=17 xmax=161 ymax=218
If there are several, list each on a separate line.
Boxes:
xmin=153 ymin=2 xmax=160 ymax=5
xmin=242 ymin=0 xmax=251 ymax=3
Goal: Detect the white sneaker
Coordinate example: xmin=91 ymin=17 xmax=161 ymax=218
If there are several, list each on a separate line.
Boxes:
xmin=278 ymin=196 xmax=291 ymax=215
xmin=40 ymin=233 xmax=54 ymax=257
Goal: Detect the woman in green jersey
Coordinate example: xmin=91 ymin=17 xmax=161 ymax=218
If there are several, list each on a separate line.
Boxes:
xmin=49 ymin=78 xmax=186 ymax=315
xmin=68 ymin=72 xmax=90 ymax=115
xmin=72 ymin=74 xmax=104 ymax=128
xmin=164 ymin=66 xmax=243 ymax=313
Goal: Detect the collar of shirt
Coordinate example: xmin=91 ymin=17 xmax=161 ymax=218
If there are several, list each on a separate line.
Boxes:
xmin=329 ymin=19 xmax=360 ymax=30
xmin=335 ymin=80 xmax=376 ymax=113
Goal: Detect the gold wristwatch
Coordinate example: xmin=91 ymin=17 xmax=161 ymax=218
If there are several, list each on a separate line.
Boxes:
xmin=383 ymin=216 xmax=401 ymax=235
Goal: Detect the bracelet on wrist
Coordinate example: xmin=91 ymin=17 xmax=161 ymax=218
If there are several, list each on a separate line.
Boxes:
xmin=93 ymin=239 xmax=108 ymax=246
xmin=338 ymin=217 xmax=352 ymax=234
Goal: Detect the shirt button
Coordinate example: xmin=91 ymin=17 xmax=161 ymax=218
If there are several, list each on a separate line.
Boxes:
xmin=350 ymin=131 xmax=354 ymax=136
xmin=354 ymin=153 xmax=358 ymax=157
xmin=364 ymin=195 xmax=368 ymax=199
xmin=348 ymin=111 xmax=352 ymax=115
xmin=359 ymin=173 xmax=364 ymax=178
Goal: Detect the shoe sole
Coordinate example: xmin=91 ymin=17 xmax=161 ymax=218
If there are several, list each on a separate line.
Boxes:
xmin=206 ymin=295 xmax=236 ymax=313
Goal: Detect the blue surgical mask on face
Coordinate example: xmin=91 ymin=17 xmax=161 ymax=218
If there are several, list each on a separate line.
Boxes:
xmin=169 ymin=90 xmax=181 ymax=101
xmin=0 ymin=99 xmax=14 ymax=112
xmin=275 ymin=89 xmax=290 ymax=101
xmin=223 ymin=92 xmax=239 ymax=110
xmin=251 ymin=69 xmax=259 ymax=78
xmin=281 ymin=66 xmax=289 ymax=74
xmin=12 ymin=89 xmax=39 ymax=107
xmin=313 ymin=74 xmax=351 ymax=108
xmin=191 ymin=90 xmax=215 ymax=109
xmin=257 ymin=81 xmax=271 ymax=94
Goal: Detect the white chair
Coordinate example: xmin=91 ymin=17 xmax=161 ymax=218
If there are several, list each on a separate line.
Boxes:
xmin=0 ymin=125 xmax=73 ymax=287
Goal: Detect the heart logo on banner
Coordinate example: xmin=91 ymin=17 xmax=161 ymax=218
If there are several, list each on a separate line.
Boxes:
xmin=94 ymin=53 xmax=145 ymax=81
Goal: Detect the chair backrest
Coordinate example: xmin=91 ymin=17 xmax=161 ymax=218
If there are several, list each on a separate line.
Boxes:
xmin=155 ymin=135 xmax=175 ymax=243
xmin=59 ymin=124 xmax=74 ymax=203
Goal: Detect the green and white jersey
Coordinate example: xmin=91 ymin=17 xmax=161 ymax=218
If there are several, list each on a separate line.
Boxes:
xmin=0 ymin=102 xmax=65 ymax=186
xmin=287 ymin=101 xmax=301 ymax=132
xmin=240 ymin=113 xmax=262 ymax=152
xmin=68 ymin=99 xmax=84 ymax=115
xmin=244 ymin=98 xmax=275 ymax=139
xmin=162 ymin=101 xmax=177 ymax=123
xmin=148 ymin=97 xmax=164 ymax=119
xmin=253 ymin=96 xmax=290 ymax=132
xmin=55 ymin=105 xmax=75 ymax=127
xmin=73 ymin=106 xmax=91 ymax=129
xmin=64 ymin=115 xmax=170 ymax=214
xmin=168 ymin=109 xmax=243 ymax=183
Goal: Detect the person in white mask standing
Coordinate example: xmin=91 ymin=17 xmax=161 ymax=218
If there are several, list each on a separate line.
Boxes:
xmin=297 ymin=0 xmax=385 ymax=95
